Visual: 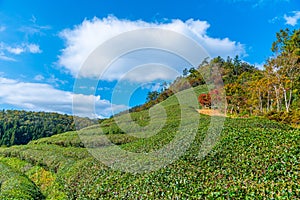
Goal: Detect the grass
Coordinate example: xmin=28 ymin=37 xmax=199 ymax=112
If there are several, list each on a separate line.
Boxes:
xmin=0 ymin=85 xmax=299 ymax=199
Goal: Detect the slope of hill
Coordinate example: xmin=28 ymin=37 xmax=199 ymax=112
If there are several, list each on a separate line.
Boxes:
xmin=0 ymin=110 xmax=96 ymax=146
xmin=0 ymin=85 xmax=299 ymax=199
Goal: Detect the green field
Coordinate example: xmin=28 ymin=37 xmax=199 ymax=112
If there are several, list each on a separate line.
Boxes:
xmin=0 ymin=85 xmax=299 ymax=199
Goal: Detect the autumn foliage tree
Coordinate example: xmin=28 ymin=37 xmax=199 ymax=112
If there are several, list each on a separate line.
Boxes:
xmin=198 ymin=93 xmax=211 ymax=108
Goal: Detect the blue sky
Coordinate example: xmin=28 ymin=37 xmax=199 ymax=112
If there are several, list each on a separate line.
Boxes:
xmin=0 ymin=0 xmax=299 ymax=118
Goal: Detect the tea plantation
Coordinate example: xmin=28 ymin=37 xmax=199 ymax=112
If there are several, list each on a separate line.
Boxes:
xmin=0 ymin=86 xmax=299 ymax=199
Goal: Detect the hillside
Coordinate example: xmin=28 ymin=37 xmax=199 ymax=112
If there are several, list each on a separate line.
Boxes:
xmin=0 ymin=85 xmax=299 ymax=199
xmin=0 ymin=110 xmax=97 ymax=146
xmin=129 ymin=28 xmax=300 ymax=127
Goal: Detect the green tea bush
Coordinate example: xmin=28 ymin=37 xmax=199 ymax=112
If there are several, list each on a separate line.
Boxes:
xmin=0 ymin=85 xmax=298 ymax=199
xmin=0 ymin=162 xmax=44 ymax=199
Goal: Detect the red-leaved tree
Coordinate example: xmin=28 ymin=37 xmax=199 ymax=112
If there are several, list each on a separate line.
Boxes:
xmin=198 ymin=89 xmax=223 ymax=108
xmin=198 ymin=93 xmax=211 ymax=108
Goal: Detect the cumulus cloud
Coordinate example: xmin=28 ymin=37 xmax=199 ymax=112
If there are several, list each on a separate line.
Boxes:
xmin=58 ymin=16 xmax=246 ymax=82
xmin=0 ymin=77 xmax=127 ymax=118
xmin=284 ymin=11 xmax=300 ymax=26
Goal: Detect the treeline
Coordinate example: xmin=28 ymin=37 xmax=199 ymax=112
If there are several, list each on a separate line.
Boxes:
xmin=127 ymin=28 xmax=300 ymax=126
xmin=0 ymin=110 xmax=97 ymax=146
xmin=126 ymin=54 xmax=258 ymax=113
xmin=221 ymin=29 xmax=300 ymax=119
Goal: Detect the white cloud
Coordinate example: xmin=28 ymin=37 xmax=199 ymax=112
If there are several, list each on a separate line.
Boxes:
xmin=0 ymin=43 xmax=42 ymax=60
xmin=58 ymin=16 xmax=246 ymax=82
xmin=27 ymin=44 xmax=42 ymax=53
xmin=6 ymin=46 xmax=25 ymax=55
xmin=113 ymin=63 xmax=179 ymax=83
xmin=0 ymin=77 xmax=127 ymax=118
xmin=0 ymin=52 xmax=16 ymax=61
xmin=284 ymin=11 xmax=300 ymax=26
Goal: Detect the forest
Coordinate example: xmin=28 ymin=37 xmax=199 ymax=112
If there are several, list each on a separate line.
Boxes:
xmin=0 ymin=110 xmax=96 ymax=146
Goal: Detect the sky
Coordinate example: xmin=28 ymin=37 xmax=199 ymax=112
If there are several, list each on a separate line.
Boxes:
xmin=0 ymin=0 xmax=299 ymax=118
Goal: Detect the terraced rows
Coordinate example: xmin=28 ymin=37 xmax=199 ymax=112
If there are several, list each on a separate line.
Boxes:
xmin=0 ymin=85 xmax=299 ymax=199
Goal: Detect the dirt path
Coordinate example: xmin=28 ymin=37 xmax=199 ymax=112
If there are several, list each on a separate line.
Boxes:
xmin=197 ymin=109 xmax=226 ymax=117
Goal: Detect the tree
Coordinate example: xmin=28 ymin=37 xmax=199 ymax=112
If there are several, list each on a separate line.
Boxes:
xmin=198 ymin=93 xmax=211 ymax=108
xmin=183 ymin=68 xmax=189 ymax=76
xmin=233 ymin=55 xmax=241 ymax=76
xmin=146 ymin=91 xmax=160 ymax=102
xmin=271 ymin=28 xmax=300 ymax=112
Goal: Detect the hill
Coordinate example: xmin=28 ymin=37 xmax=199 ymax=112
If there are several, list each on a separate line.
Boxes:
xmin=128 ymin=28 xmax=300 ymax=127
xmin=0 ymin=85 xmax=299 ymax=199
xmin=0 ymin=110 xmax=97 ymax=146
